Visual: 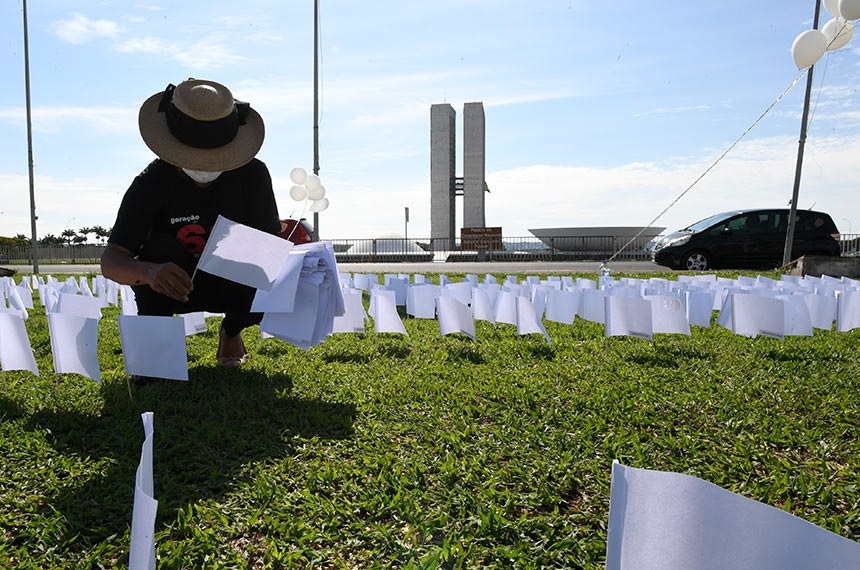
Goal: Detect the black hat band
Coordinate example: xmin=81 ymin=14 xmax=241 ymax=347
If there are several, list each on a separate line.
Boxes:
xmin=157 ymin=84 xmax=251 ymax=149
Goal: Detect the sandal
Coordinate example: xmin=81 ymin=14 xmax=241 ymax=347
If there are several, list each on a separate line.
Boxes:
xmin=217 ymin=326 xmax=248 ymax=367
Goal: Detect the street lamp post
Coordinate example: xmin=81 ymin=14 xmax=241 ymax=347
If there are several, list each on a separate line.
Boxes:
xmin=782 ymin=0 xmax=823 ymax=266
xmin=22 ymin=0 xmax=39 ymax=273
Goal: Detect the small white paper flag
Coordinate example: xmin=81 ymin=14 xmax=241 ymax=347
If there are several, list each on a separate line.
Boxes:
xmin=118 ymin=315 xmax=188 ymax=381
xmin=180 ymin=312 xmax=208 ymax=336
xmin=645 ymin=295 xmax=690 ymax=336
xmin=606 ymin=461 xmax=860 ymax=570
xmin=801 ymin=292 xmax=837 ymax=330
xmin=471 ymin=287 xmax=496 ymax=324
xmin=494 ymin=290 xmax=518 ymax=326
xmin=731 ymin=294 xmax=785 ymax=340
xmin=777 ymin=295 xmax=814 ymax=337
xmin=57 ymin=292 xmax=103 ymax=320
xmin=129 ymin=412 xmax=157 ymax=570
xmin=837 ymin=289 xmax=860 ymax=333
xmin=441 ymin=281 xmax=472 ymax=307
xmin=331 ymin=288 xmax=366 ymax=333
xmin=605 ymin=295 xmax=653 ymax=340
xmin=47 ymin=313 xmax=101 ymax=381
xmin=7 ymin=287 xmax=29 ymax=320
xmin=516 ymin=296 xmax=551 ymax=344
xmin=14 ymin=285 xmax=34 ymax=310
xmin=0 ymin=313 xmax=39 ymax=375
xmin=406 ymin=284 xmax=438 ymax=319
xmin=579 ymin=288 xmax=607 ymax=324
xmin=372 ymin=294 xmax=407 ymax=335
xmin=545 ymin=288 xmax=579 ymax=325
xmin=119 ymin=285 xmax=139 ymax=316
xmin=196 ymin=215 xmax=294 ymax=291
xmin=437 ymin=296 xmax=476 ymax=340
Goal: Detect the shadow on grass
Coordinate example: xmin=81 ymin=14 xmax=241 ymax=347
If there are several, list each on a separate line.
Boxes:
xmin=628 ymin=344 xmax=710 ymax=367
xmin=14 ymin=368 xmax=356 ymax=550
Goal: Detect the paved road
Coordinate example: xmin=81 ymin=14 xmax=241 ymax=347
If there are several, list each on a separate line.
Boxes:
xmin=4 ymin=260 xmax=672 ymax=275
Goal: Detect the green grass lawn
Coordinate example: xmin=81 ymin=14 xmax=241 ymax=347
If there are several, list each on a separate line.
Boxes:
xmin=1 ymin=270 xmax=859 ymax=568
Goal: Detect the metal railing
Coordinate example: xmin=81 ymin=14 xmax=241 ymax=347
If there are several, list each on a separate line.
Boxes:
xmin=2 ymin=233 xmax=858 ymax=265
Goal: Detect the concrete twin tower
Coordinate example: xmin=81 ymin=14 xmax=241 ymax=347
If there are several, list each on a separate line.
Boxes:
xmin=430 ymin=102 xmax=488 ymax=250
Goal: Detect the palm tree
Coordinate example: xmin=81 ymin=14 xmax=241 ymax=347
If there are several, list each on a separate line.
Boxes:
xmin=60 ymin=228 xmax=77 ymax=246
xmin=91 ymin=225 xmax=110 ymax=244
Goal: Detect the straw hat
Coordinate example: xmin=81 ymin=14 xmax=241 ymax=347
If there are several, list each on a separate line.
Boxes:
xmin=138 ymin=79 xmax=265 ymax=171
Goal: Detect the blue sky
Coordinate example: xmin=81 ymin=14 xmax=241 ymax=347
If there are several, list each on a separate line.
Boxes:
xmin=2 ymin=1 xmax=860 ymax=241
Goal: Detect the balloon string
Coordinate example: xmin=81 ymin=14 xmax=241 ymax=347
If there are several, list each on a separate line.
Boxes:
xmin=284 ymin=199 xmax=311 ymax=242
xmin=604 ymin=69 xmax=809 ymax=265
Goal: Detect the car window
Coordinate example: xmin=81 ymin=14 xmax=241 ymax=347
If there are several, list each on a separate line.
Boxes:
xmin=726 ymin=216 xmax=749 ymax=232
xmin=745 ymin=213 xmax=770 ymax=233
xmin=773 ymin=212 xmax=786 ymax=231
xmin=687 ymin=212 xmax=737 ymax=232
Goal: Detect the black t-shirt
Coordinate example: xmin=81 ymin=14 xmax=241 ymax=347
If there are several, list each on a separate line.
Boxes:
xmin=108 ymin=158 xmax=281 ymax=273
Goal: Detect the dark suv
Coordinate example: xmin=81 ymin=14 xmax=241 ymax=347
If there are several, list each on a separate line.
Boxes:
xmin=652 ymin=209 xmax=840 ymax=270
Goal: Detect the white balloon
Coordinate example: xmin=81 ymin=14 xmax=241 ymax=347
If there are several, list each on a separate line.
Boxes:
xmin=308 ymin=184 xmax=326 ymax=200
xmin=839 ymin=0 xmax=860 ymax=21
xmin=310 ymin=197 xmax=330 ymax=212
xmin=825 ymin=0 xmax=842 ymax=17
xmin=304 ymin=174 xmax=321 ymax=191
xmin=290 ymin=167 xmax=307 ymax=185
xmin=823 ymin=17 xmax=855 ymax=50
xmin=791 ymin=29 xmax=827 ymax=69
xmin=289 ymin=184 xmax=308 ymax=201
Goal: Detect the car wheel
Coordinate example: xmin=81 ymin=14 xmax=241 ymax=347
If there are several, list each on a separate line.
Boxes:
xmin=682 ymin=251 xmax=710 ymax=271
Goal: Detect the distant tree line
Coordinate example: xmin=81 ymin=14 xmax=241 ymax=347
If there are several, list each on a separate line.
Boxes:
xmin=0 ymin=226 xmax=111 ymax=247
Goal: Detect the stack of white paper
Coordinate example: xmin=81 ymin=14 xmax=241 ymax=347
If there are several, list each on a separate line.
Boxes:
xmin=258 ymin=241 xmax=345 ymax=349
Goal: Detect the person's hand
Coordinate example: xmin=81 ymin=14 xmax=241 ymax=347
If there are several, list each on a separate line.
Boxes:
xmin=146 ymin=262 xmax=193 ymax=302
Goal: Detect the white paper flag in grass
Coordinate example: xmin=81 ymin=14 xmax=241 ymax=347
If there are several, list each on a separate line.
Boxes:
xmin=516 ymin=296 xmax=551 ymax=344
xmin=605 ymin=295 xmax=653 ymax=340
xmin=195 ymin=215 xmax=294 ymax=291
xmin=801 ymin=292 xmax=837 ymax=330
xmin=47 ymin=313 xmax=101 ymax=381
xmin=129 ymin=412 xmax=157 ymax=570
xmin=0 ymin=313 xmax=39 ymax=375
xmin=731 ymin=294 xmax=785 ymax=340
xmin=406 ymin=284 xmax=438 ymax=319
xmin=606 ymin=461 xmax=860 ymax=570
xmin=494 ymin=290 xmax=518 ymax=326
xmin=118 ymin=315 xmax=188 ymax=381
xmin=837 ymin=289 xmax=860 ymax=333
xmin=372 ymin=293 xmax=407 ymax=335
xmin=470 ymin=287 xmax=496 ymax=324
xmin=545 ymin=288 xmax=579 ymax=325
xmin=58 ymin=292 xmax=104 ymax=320
xmin=332 ymin=288 xmax=366 ymax=333
xmin=437 ymin=296 xmax=475 ymax=340
xmin=180 ymin=312 xmax=208 ymax=336
xmin=645 ymin=295 xmax=690 ymax=336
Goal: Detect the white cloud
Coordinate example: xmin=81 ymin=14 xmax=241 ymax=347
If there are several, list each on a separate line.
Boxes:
xmin=638 ymin=105 xmax=711 ymax=117
xmin=115 ymin=37 xmax=166 ymax=54
xmin=50 ymin=13 xmax=121 ymax=44
xmin=0 ymin=105 xmax=136 ymax=133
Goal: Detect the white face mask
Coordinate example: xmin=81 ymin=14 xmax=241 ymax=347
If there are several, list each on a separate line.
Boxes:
xmin=182 ymin=168 xmax=223 ymax=184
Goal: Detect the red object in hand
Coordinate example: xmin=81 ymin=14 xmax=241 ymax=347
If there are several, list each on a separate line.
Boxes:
xmin=279 ymin=218 xmax=316 ymax=244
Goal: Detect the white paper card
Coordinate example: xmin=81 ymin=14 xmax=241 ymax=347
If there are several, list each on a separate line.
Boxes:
xmin=118 ymin=315 xmax=188 ymax=381
xmin=196 ymin=215 xmax=294 ymax=291
xmin=47 ymin=313 xmax=101 ymax=381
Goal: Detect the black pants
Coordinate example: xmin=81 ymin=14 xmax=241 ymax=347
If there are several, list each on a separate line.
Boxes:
xmin=132 ymin=272 xmax=262 ymax=337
